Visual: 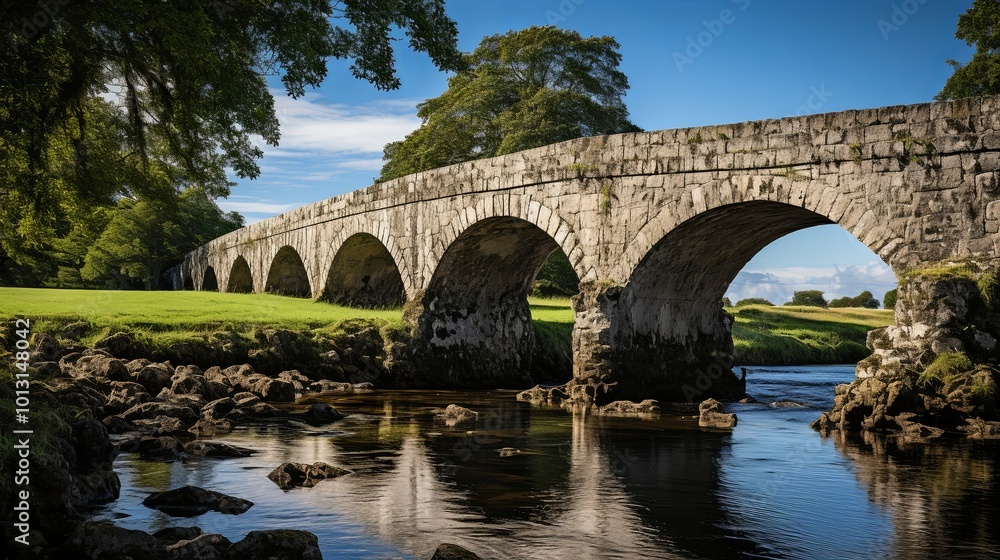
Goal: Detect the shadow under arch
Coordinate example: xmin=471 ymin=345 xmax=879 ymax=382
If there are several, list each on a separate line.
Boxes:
xmin=321 ymin=233 xmax=404 ymax=308
xmin=227 ymin=256 xmax=254 ymax=293
xmin=612 ymin=200 xmax=892 ymax=401
xmin=265 ymin=246 xmax=311 ymax=297
xmin=201 ymin=266 xmax=219 ymax=291
xmin=417 ymin=216 xmax=575 ymax=388
xmin=183 ymin=275 xmax=195 ymax=290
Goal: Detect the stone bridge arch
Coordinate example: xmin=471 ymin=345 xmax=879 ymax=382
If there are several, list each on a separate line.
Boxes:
xmin=201 ymin=266 xmax=219 ymax=291
xmin=227 ymin=255 xmax=254 ymax=293
xmin=265 ymin=245 xmax=312 ymax=297
xmin=410 ymin=197 xmax=587 ymax=387
xmin=321 ymin=228 xmax=407 ymax=308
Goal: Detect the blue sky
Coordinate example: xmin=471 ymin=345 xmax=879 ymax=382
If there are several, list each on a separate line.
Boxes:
xmin=221 ymin=0 xmax=976 ymax=305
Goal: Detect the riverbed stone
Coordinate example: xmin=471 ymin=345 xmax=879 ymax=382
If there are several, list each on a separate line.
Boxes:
xmin=441 ymin=404 xmax=478 ymax=426
xmin=142 ymin=485 xmax=254 ymax=516
xmin=431 ymin=543 xmax=482 ymax=559
xmin=267 ymin=461 xmax=352 ymax=489
xmin=223 ymin=530 xmax=322 ymax=560
xmin=698 ymin=398 xmax=737 ymax=429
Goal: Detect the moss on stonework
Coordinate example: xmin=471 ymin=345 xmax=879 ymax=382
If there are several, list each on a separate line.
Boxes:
xmin=918 ymin=351 xmax=973 ymax=387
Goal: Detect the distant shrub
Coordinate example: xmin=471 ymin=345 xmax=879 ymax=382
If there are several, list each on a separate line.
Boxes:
xmin=787 ymin=290 xmax=827 ymax=308
xmin=883 ymin=289 xmax=898 ymax=310
xmin=828 ymin=290 xmax=880 ymax=309
xmin=722 ymin=297 xmax=733 ymax=307
xmin=735 ymin=298 xmax=774 ymax=307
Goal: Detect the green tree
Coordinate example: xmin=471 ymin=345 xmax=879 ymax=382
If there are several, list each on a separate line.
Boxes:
xmin=379 ymin=25 xmax=641 ymax=181
xmin=735 ymin=298 xmax=775 ymax=307
xmin=531 ymin=249 xmax=580 ymax=297
xmin=829 ymin=290 xmax=881 ymax=309
xmin=884 ymin=288 xmax=898 ymax=310
xmin=1 ymin=0 xmax=462 ymax=267
xmin=937 ymin=0 xmax=1000 ymax=100
xmin=81 ymin=188 xmax=242 ymax=289
xmin=787 ymin=290 xmax=828 ymax=308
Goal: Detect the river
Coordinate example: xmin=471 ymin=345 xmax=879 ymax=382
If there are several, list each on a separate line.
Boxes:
xmin=93 ymin=365 xmax=1000 ymax=559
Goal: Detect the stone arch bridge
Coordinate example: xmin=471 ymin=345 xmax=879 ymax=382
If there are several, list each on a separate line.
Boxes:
xmin=173 ymin=96 xmax=1000 ymax=402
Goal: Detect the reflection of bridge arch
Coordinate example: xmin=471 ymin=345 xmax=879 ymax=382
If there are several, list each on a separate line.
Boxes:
xmin=173 ymin=97 xmax=1000 ymax=400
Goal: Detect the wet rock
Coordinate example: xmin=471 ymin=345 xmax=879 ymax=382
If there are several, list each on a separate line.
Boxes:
xmin=121 ymin=401 xmax=199 ymax=426
xmin=246 ymin=376 xmax=295 ymax=402
xmin=308 ymin=380 xmax=356 ymax=393
xmin=134 ymin=362 xmax=175 ymax=394
xmin=698 ymin=398 xmax=737 ymax=429
xmin=961 ymin=417 xmax=1000 ymax=439
xmin=184 ymin=441 xmax=256 ymax=458
xmin=38 ymin=376 xmax=108 ymax=412
xmin=133 ymin=415 xmax=191 ymax=437
xmin=232 ymin=391 xmax=260 ymax=406
xmin=153 ymin=526 xmax=204 ymax=543
xmin=136 ymin=436 xmax=184 ymax=461
xmin=267 ymin=462 xmax=351 ymax=489
xmin=353 ymin=382 xmax=375 ymax=392
xmin=441 ymin=404 xmax=478 ymax=426
xmin=298 ymin=403 xmax=345 ymax=426
xmin=598 ymin=399 xmax=660 ymax=415
xmin=498 ymin=448 xmax=521 ymax=458
xmin=125 ymin=358 xmax=151 ymax=372
xmin=70 ymin=417 xmax=121 ymax=506
xmin=102 ymin=415 xmax=139 ymax=434
xmin=188 ymin=417 xmax=235 ymax=438
xmin=431 ymin=543 xmax=481 ymax=559
xmin=167 ymin=532 xmax=232 ymax=559
xmin=142 ymin=485 xmax=253 ymax=516
xmin=201 ymin=397 xmax=237 ymax=420
xmin=223 ymin=530 xmax=321 ymax=560
xmin=64 ymin=521 xmax=161 ymax=559
xmin=72 ymin=353 xmax=131 ymax=382
xmin=105 ymin=381 xmax=152 ymax=414
xmin=278 ymin=369 xmax=312 ymax=393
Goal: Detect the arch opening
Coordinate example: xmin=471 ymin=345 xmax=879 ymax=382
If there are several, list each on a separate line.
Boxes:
xmin=201 ymin=266 xmax=219 ymax=291
xmin=265 ymin=246 xmax=311 ymax=297
xmin=227 ymin=256 xmax=254 ymax=293
xmin=322 ymin=233 xmax=404 ymax=308
xmin=418 ymin=216 xmax=578 ymax=387
xmin=183 ymin=275 xmax=195 ymax=290
xmin=612 ymin=200 xmax=890 ymax=401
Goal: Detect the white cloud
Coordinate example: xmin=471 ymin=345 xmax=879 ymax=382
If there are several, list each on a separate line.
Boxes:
xmin=217 ymin=200 xmax=303 ymax=214
xmin=266 ymin=92 xmax=421 ymax=155
xmin=725 ymin=261 xmax=897 ymax=305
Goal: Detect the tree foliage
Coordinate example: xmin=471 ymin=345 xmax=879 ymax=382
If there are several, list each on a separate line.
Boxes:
xmin=884 ymin=288 xmax=898 ymax=310
xmin=937 ymin=0 xmax=1000 ymax=100
xmin=81 ymin=189 xmax=243 ymax=289
xmin=379 ymin=25 xmax=641 ymax=181
xmin=787 ymin=290 xmax=828 ymax=308
xmin=828 ymin=290 xmax=881 ymax=309
xmin=1 ymin=0 xmax=462 ymax=268
xmin=735 ymin=298 xmax=775 ymax=307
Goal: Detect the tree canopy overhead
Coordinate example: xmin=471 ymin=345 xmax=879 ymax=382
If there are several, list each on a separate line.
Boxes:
xmin=1 ymin=0 xmax=463 ymax=284
xmin=937 ymin=0 xmax=1000 ymax=100
xmin=379 ymin=25 xmax=641 ymax=180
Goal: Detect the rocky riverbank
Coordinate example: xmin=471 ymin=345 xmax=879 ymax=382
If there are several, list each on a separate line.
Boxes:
xmin=1 ymin=331 xmax=483 ymax=559
xmin=813 ymin=266 xmax=1000 ymax=440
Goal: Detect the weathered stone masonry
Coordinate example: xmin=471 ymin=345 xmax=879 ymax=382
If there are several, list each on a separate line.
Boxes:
xmin=173 ymin=96 xmax=1000 ymax=401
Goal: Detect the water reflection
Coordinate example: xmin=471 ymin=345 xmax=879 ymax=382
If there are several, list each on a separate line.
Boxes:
xmin=101 ymin=376 xmax=1000 ymax=560
xmin=832 ymin=431 xmax=1000 ymax=560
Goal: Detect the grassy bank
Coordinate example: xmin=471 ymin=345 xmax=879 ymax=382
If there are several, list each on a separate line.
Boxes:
xmin=730 ymin=304 xmax=893 ymax=364
xmin=0 ymin=288 xmax=892 ymax=368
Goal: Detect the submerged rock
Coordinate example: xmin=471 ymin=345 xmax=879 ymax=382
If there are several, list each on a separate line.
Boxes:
xmin=267 ymin=462 xmax=351 ymax=489
xmin=441 ymin=404 xmax=478 ymax=426
xmin=297 ymin=403 xmax=345 ymax=426
xmin=142 ymin=485 xmax=253 ymax=516
xmin=183 ymin=441 xmax=257 ymax=458
xmin=598 ymin=399 xmax=660 ymax=416
xmin=431 ymin=543 xmax=481 ymax=559
xmin=698 ymin=398 xmax=737 ymax=429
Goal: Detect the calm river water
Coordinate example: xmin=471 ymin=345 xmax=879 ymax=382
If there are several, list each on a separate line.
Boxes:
xmin=94 ymin=365 xmax=1000 ymax=559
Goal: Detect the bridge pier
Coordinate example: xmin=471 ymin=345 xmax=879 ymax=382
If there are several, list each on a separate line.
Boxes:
xmin=571 ymin=281 xmax=742 ymax=404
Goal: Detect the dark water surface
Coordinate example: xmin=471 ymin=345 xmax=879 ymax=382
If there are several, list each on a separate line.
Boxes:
xmin=95 ymin=366 xmax=1000 ymax=559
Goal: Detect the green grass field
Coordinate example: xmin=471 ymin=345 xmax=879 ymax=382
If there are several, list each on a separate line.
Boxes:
xmin=0 ymin=288 xmax=891 ymax=365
